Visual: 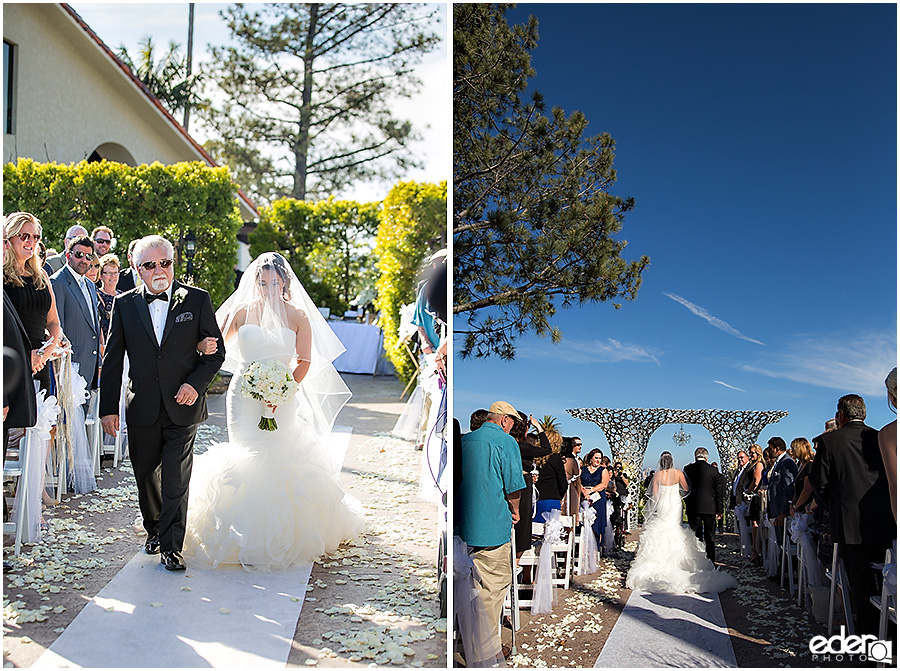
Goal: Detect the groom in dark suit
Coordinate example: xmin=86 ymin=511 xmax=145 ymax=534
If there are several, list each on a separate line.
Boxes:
xmin=684 ymin=447 xmax=724 ymax=562
xmin=100 ymin=235 xmax=224 ymax=571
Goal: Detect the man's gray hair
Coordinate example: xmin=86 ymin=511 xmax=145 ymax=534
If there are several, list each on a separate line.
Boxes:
xmin=133 ymin=235 xmax=175 ymax=266
xmin=694 ymin=447 xmax=709 ymax=460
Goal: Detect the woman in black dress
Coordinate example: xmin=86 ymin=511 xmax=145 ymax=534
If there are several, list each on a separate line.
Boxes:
xmin=508 ymin=413 xmax=550 ymax=560
xmin=3 ymin=212 xmax=63 ymax=395
xmin=533 ymin=429 xmax=568 ymax=522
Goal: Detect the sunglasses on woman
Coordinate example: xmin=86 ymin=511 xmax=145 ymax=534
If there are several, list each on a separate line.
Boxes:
xmin=14 ymin=232 xmax=41 ymax=243
xmin=69 ymin=250 xmax=96 ymax=260
xmin=139 ymin=259 xmax=174 ymax=271
xmin=91 ymin=263 xmax=101 ymax=269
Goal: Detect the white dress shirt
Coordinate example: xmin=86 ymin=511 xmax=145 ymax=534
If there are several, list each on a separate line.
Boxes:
xmin=147 ymin=285 xmax=173 ymax=345
xmin=65 ymin=263 xmax=96 ymax=322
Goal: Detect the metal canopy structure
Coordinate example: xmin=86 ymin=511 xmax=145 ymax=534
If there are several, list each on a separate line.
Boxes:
xmin=567 ymin=407 xmax=789 ymax=526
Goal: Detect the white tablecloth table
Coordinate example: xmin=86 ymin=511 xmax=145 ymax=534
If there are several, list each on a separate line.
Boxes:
xmin=329 ymin=321 xmax=383 ymax=375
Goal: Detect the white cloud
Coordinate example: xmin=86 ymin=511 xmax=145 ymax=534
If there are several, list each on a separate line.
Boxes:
xmin=518 ymin=338 xmax=662 ymax=365
xmin=741 ymin=331 xmax=897 ymax=396
xmin=663 ymin=292 xmax=765 ymax=346
xmin=713 ymin=380 xmax=746 ymax=392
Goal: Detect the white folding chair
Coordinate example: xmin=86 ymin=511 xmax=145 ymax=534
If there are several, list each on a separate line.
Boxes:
xmin=826 ymin=542 xmax=854 ymax=636
xmin=780 ymin=522 xmax=798 ymax=595
xmin=86 ymin=389 xmax=102 ymax=477
xmin=3 ymin=432 xmax=29 ymax=556
xmin=796 ymin=532 xmax=807 ymax=608
xmin=869 ymin=547 xmax=896 ymax=668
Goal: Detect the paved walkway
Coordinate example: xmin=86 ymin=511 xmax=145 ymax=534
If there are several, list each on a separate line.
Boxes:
xmin=594 ymin=589 xmax=737 ymax=668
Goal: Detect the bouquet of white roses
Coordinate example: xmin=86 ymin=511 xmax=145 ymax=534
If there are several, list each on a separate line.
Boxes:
xmin=241 ymin=360 xmax=299 ymax=431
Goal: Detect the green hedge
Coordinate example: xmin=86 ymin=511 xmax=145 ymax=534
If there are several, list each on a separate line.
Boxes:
xmin=249 ymin=197 xmax=381 ymax=314
xmin=374 ymin=181 xmax=447 ymax=383
xmin=3 ymin=158 xmax=242 ymax=308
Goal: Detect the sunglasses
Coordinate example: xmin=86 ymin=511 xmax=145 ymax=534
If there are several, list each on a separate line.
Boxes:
xmin=139 ymin=259 xmax=174 ymax=271
xmin=14 ymin=232 xmax=41 ymax=243
xmin=93 ymin=237 xmax=111 ymax=244
xmin=69 ymin=250 xmax=97 ymax=260
xmin=90 ymin=263 xmax=101 ymax=269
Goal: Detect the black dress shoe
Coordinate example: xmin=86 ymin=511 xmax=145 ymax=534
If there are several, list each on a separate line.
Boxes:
xmin=145 ymin=535 xmax=160 ymax=554
xmin=160 ymin=550 xmax=186 ymax=571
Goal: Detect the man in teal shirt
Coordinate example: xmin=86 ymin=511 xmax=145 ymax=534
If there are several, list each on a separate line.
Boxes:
xmin=457 ymin=401 xmax=526 ymax=652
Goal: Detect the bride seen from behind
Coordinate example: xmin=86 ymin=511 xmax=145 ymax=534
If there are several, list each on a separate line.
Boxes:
xmin=626 ymin=451 xmax=736 ymax=594
xmin=183 ymin=252 xmax=364 ymax=571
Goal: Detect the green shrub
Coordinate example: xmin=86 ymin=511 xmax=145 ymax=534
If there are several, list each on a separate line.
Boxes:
xmin=3 ymin=158 xmax=242 ymax=307
xmin=374 ymin=181 xmax=447 ymax=383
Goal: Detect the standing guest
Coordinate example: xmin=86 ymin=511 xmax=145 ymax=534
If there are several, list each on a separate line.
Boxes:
xmin=50 ymin=236 xmax=101 ymax=391
xmin=810 ymin=394 xmax=896 ymax=636
xmin=456 ymin=400 xmax=526 ymax=658
xmin=533 ymin=429 xmax=567 ymax=522
xmin=730 ymin=450 xmax=750 ymax=511
xmin=100 ymin=235 xmax=225 ymax=572
xmin=683 ymin=447 xmax=724 ymax=563
xmin=469 ymin=409 xmax=488 ymax=433
xmin=580 ymin=448 xmax=610 ymax=553
xmin=560 ymin=438 xmax=582 ymax=523
xmin=765 ymin=436 xmax=798 ymax=548
xmin=4 ymin=213 xmax=64 ymax=395
xmin=879 ymin=368 xmax=897 ymax=522
xmin=96 ymin=254 xmax=121 ymax=343
xmin=788 ymin=438 xmax=815 ymax=514
xmin=85 ymin=258 xmax=100 ymax=285
xmin=571 ymin=435 xmax=583 ymax=467
xmin=44 ymin=225 xmax=87 ymax=275
xmin=743 ymin=444 xmax=765 ymax=563
xmin=3 ymin=223 xmax=37 ymax=542
xmin=117 ymin=239 xmax=142 ymax=292
xmin=509 ymin=413 xmax=551 ymax=561
xmin=711 ymin=461 xmax=725 ymax=533
xmin=90 ymin=226 xmax=114 ymax=258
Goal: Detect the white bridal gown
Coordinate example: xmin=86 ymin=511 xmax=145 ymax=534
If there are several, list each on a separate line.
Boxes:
xmin=626 ymin=483 xmax=736 ymax=594
xmin=184 ymin=324 xmax=364 ymax=570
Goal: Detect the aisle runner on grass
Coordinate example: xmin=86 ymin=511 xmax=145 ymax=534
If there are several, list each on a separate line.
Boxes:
xmin=594 ymin=589 xmax=737 ymax=668
xmin=35 ymin=427 xmax=353 ymax=669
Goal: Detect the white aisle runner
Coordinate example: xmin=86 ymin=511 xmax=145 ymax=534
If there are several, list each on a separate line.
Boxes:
xmin=35 ymin=427 xmax=353 ymax=669
xmin=594 ymin=590 xmax=737 ymax=668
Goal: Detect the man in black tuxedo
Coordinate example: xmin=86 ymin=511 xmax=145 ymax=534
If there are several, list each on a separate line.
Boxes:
xmin=683 ymin=447 xmax=724 ymax=562
xmin=100 ymin=235 xmax=224 ymax=572
xmin=810 ymin=394 xmax=895 ymax=636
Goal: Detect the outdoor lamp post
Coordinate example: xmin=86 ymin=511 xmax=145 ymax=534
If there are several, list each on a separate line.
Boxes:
xmin=184 ymin=231 xmax=197 ymax=282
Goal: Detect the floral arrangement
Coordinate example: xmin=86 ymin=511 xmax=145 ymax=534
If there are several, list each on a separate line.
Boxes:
xmin=240 ymin=360 xmax=299 ymax=431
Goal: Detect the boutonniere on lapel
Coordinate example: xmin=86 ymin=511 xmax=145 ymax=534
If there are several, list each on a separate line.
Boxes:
xmin=172 ymin=287 xmax=188 ymax=307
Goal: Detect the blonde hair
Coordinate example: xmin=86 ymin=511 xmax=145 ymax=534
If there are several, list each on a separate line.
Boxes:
xmin=790 ymin=437 xmax=813 ymax=464
xmin=99 ymin=253 xmax=120 ymax=272
xmin=4 ymin=212 xmax=47 ymax=290
xmin=534 ymin=429 xmax=563 ymax=469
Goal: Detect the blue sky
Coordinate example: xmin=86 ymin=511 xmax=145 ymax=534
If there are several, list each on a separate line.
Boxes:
xmin=453 ymin=3 xmax=897 ymax=471
xmin=70 ymin=2 xmax=449 ymax=203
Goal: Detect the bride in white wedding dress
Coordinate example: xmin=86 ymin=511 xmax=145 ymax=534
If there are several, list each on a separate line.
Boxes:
xmin=626 ymin=452 xmax=736 ymax=594
xmin=184 ymin=253 xmax=364 ymax=571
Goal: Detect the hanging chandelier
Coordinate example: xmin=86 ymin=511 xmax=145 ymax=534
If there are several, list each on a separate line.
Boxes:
xmin=672 ymin=424 xmax=692 ymax=447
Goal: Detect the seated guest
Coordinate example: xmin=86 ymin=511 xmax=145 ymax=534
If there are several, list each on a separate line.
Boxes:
xmin=810 ymin=394 xmax=896 ymax=636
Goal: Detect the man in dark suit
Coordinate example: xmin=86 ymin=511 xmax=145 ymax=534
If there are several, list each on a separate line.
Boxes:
xmin=100 ymin=235 xmax=224 ymax=572
xmin=683 ymin=446 xmax=724 ymax=562
xmin=116 ymin=239 xmax=141 ymax=292
xmin=810 ymin=394 xmax=895 ymax=636
xmin=50 ymin=235 xmax=101 ymax=391
xmin=765 ymin=436 xmax=797 ymax=551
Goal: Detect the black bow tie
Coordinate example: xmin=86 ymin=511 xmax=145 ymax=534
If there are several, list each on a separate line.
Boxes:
xmin=145 ymin=291 xmax=169 ymax=304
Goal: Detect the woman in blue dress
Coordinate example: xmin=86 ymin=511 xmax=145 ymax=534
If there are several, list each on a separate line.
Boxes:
xmin=580 ymin=448 xmax=611 ymax=552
